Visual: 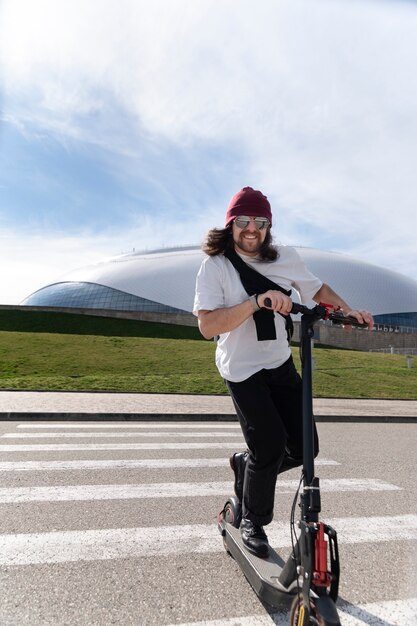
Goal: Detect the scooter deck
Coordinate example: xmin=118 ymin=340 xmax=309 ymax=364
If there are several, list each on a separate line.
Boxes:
xmin=219 ymin=520 xmax=298 ymax=608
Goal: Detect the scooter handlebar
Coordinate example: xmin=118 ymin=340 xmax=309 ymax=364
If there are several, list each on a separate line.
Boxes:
xmin=262 ymin=298 xmax=369 ymax=328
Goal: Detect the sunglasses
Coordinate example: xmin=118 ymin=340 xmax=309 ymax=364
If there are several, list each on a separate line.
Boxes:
xmin=233 ymin=216 xmax=270 ymax=230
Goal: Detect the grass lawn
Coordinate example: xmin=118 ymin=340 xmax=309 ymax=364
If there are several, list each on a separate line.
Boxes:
xmin=0 ymin=328 xmax=415 ymax=398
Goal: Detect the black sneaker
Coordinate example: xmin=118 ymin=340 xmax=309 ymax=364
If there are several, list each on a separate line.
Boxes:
xmin=229 ymin=451 xmax=248 ymax=502
xmin=240 ymin=517 xmax=269 ymax=558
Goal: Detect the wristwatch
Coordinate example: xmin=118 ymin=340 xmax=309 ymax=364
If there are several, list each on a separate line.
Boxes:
xmin=249 ymin=294 xmax=260 ymax=312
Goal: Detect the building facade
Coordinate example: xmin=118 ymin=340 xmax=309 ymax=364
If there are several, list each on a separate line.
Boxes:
xmin=22 ymin=245 xmax=417 ymax=332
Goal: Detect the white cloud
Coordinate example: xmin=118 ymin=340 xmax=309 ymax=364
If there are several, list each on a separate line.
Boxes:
xmin=0 ymin=214 xmax=213 ymax=304
xmin=5 ymin=0 xmax=415 ymax=147
xmin=0 ymin=230 xmax=115 ymax=305
xmin=1 ymin=0 xmax=417 ymax=291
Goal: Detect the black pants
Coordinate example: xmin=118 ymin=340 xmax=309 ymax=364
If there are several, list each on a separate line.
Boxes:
xmin=225 ymin=356 xmax=319 ymax=526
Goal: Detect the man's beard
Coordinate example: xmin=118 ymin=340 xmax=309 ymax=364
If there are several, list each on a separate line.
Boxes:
xmin=233 ymin=231 xmax=263 ymax=255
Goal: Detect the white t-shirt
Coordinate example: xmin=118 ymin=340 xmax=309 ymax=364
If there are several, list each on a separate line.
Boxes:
xmin=193 ymin=246 xmax=322 ymax=382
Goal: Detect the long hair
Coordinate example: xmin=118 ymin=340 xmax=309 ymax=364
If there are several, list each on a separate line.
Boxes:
xmin=202 ymin=225 xmax=278 ymax=261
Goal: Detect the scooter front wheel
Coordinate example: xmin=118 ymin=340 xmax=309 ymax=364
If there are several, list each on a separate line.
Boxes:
xmin=289 ymin=593 xmax=341 ymax=626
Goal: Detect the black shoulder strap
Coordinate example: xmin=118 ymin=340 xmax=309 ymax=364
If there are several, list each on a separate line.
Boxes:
xmin=224 ymin=248 xmax=294 ymax=343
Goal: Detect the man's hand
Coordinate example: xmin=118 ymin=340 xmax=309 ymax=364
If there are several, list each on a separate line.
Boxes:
xmin=313 ymin=284 xmax=374 ymax=331
xmin=345 ymin=309 xmax=374 ymax=330
xmin=257 ymin=290 xmax=293 ymax=315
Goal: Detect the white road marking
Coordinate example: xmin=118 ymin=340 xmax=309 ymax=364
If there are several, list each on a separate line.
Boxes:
xmin=3 ymin=423 xmax=414 ymax=623
xmin=339 ymin=597 xmax=417 ymax=625
xmin=0 ymin=442 xmax=246 ymax=451
xmin=0 ymin=458 xmax=229 ymax=471
xmin=2 ymin=431 xmax=244 ymax=439
xmin=0 ymin=515 xmax=416 ymax=565
xmin=0 ymin=457 xmax=338 ymax=471
xmin=164 ymin=597 xmax=417 ymax=625
xmin=166 ymin=612 xmax=289 ymax=626
xmin=0 ymin=479 xmax=400 ymax=503
xmin=16 ymin=423 xmax=241 ymax=429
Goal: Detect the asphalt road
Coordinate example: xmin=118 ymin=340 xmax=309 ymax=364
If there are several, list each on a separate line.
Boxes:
xmin=0 ymin=420 xmax=416 ymax=625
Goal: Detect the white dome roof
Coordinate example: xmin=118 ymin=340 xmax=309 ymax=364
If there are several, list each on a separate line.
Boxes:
xmin=48 ymin=245 xmax=417 ymax=316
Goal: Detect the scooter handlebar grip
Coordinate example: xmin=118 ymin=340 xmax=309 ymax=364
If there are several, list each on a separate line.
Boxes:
xmin=263 ymin=298 xmax=368 ymax=326
xmin=330 ymin=312 xmax=369 ymax=328
xmin=263 ymin=298 xmax=305 ymax=314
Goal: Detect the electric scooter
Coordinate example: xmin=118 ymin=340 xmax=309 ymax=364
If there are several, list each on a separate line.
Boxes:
xmin=217 ymin=301 xmax=369 ymax=625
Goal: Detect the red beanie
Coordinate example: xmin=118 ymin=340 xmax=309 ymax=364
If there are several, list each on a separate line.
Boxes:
xmin=225 ymin=186 xmax=272 ymax=227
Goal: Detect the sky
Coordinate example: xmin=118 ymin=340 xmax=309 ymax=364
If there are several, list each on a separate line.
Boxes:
xmin=1 ymin=0 xmax=417 ymax=305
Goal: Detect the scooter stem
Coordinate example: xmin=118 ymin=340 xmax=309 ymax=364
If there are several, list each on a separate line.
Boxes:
xmin=298 ymin=310 xmax=324 ymax=529
xmin=300 ymin=313 xmax=316 ymax=487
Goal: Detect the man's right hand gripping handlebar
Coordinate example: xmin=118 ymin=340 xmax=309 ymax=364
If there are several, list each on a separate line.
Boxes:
xmin=256 ymin=291 xmax=293 ymax=316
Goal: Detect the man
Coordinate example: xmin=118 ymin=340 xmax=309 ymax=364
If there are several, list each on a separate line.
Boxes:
xmin=193 ymin=186 xmax=373 ymax=558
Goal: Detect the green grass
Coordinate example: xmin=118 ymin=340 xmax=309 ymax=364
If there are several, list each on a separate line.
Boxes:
xmin=0 ymin=332 xmax=220 ymax=393
xmin=0 ymin=308 xmax=415 ymax=397
xmin=0 ymin=323 xmax=416 ymax=397
xmin=293 ymin=348 xmax=417 ymax=399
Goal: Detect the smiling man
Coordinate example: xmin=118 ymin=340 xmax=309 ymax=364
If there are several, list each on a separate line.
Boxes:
xmin=193 ymin=186 xmax=373 ymax=558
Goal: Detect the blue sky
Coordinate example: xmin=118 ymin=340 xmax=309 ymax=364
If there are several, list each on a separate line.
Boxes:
xmin=1 ymin=0 xmax=417 ymax=304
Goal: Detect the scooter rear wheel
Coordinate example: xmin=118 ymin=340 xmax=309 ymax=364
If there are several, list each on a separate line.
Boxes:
xmin=222 ymin=496 xmax=241 ymax=528
xmin=220 ymin=496 xmax=241 ymax=555
xmin=289 ymin=593 xmax=341 ymax=626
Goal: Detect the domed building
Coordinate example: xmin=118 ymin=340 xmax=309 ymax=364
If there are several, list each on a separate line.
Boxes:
xmin=21 ymin=245 xmax=417 ymax=333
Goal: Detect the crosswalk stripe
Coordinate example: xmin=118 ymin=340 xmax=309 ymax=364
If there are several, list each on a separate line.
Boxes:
xmin=0 ymin=442 xmax=246 ymax=451
xmin=1 ymin=424 xmax=414 ymax=625
xmin=16 ymin=423 xmax=241 ymax=429
xmin=0 ymin=479 xmax=400 ymax=503
xmin=0 ymin=514 xmax=416 ymax=565
xmin=339 ymin=597 xmax=417 ymax=625
xmin=0 ymin=457 xmax=339 ymax=471
xmin=166 ymin=612 xmax=293 ymax=626
xmin=0 ymin=458 xmax=230 ymax=471
xmin=164 ymin=597 xmax=417 ymax=626
xmin=2 ymin=431 xmax=244 ymax=439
